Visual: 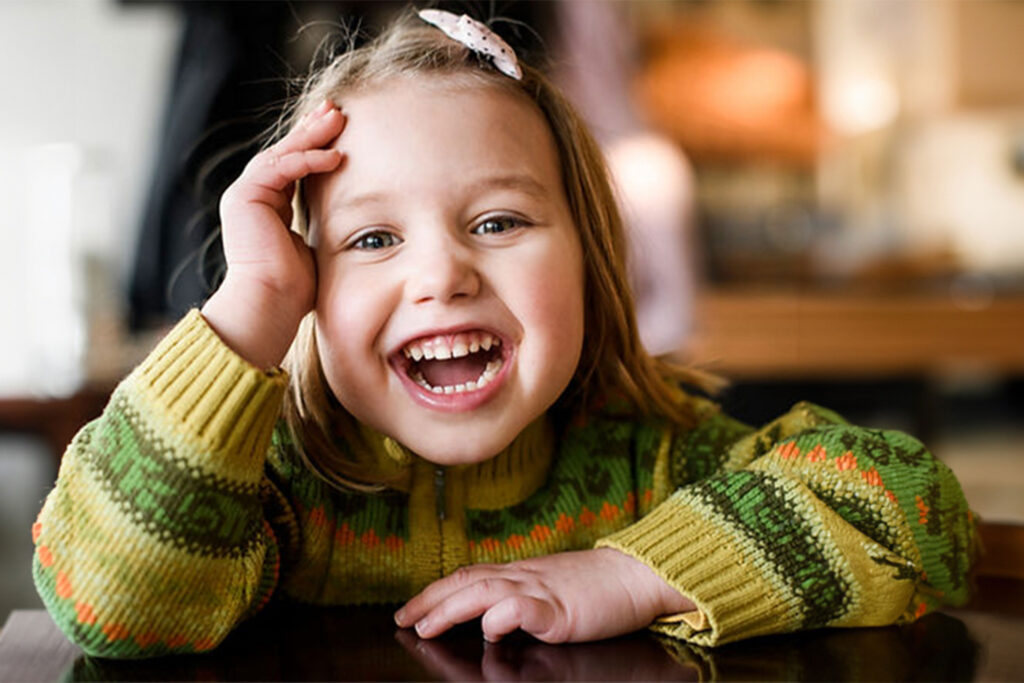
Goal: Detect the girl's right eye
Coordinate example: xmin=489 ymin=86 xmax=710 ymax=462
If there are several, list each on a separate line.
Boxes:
xmin=350 ymin=230 xmax=400 ymax=251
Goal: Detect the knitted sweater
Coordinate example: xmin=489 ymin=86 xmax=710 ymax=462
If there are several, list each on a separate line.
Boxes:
xmin=32 ymin=311 xmax=976 ymax=659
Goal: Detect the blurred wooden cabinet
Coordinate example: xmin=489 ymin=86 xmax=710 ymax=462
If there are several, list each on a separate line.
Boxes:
xmin=685 ymin=288 xmax=1024 ymax=379
xmin=0 ymin=387 xmax=112 ymax=463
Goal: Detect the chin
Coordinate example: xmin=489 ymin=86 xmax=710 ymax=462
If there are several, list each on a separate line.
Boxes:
xmin=399 ymin=429 xmax=514 ymax=466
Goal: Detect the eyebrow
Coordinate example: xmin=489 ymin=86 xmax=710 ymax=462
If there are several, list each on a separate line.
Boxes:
xmin=469 ymin=173 xmax=551 ymax=200
xmin=326 ymin=173 xmax=551 ymax=213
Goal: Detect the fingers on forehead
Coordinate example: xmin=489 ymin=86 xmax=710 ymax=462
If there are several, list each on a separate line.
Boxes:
xmin=276 ymin=107 xmax=346 ymax=156
xmin=247 ymin=149 xmax=341 ymax=192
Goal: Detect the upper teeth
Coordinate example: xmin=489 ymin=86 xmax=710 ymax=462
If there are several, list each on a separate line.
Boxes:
xmin=402 ymin=332 xmax=500 ymax=361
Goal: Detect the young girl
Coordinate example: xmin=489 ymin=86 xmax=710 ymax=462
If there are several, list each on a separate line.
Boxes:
xmin=33 ymin=9 xmax=975 ymax=659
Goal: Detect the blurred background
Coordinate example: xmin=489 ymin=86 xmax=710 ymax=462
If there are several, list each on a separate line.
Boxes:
xmin=1 ymin=0 xmax=1022 ymax=625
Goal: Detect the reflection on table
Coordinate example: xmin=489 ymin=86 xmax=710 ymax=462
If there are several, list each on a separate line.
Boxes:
xmin=64 ymin=609 xmax=982 ymax=682
xmin=2 ymin=574 xmax=1021 ymax=681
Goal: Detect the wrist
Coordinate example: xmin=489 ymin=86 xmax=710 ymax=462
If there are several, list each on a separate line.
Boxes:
xmin=201 ymin=279 xmax=308 ymax=369
xmin=598 ymin=547 xmax=695 ymax=618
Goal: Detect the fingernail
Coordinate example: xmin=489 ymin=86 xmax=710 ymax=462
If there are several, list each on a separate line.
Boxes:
xmin=323 ymin=99 xmax=341 ymax=117
xmin=415 ymin=619 xmax=430 ymax=637
xmin=394 ymin=609 xmax=406 ymax=626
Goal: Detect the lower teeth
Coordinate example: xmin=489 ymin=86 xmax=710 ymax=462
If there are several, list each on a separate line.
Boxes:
xmin=413 ymin=359 xmax=502 ymax=394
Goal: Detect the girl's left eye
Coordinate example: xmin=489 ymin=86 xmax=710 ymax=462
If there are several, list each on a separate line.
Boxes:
xmin=472 ymin=215 xmax=528 ymax=236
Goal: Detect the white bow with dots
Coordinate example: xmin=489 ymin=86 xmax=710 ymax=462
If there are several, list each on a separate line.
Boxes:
xmin=418 ymin=9 xmax=523 ymax=80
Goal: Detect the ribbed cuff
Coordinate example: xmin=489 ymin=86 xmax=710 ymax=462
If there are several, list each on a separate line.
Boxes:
xmin=132 ymin=309 xmax=288 ymax=478
xmin=596 ymin=494 xmax=797 ymax=646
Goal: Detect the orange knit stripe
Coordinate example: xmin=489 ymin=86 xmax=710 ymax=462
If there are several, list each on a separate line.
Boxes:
xmin=135 ymin=632 xmax=161 ymax=649
xmin=102 ymin=622 xmax=130 ymax=642
xmin=600 ymin=502 xmax=620 ymax=522
xmin=165 ymin=634 xmax=190 ymax=649
xmin=335 ymin=523 xmax=355 ymax=545
xmin=861 ymin=467 xmax=883 ymax=487
xmin=253 ymin=520 xmax=280 ymax=613
xmin=361 ymin=529 xmax=380 ymax=548
xmin=472 ymin=491 xmax=644 ymax=559
xmin=310 ymin=509 xmax=406 ymax=553
xmin=308 ymin=506 xmax=328 ymax=527
xmin=55 ymin=571 xmax=73 ymax=599
xmin=805 ymin=444 xmax=827 ymax=463
xmin=618 ymin=493 xmax=634 ymax=516
xmin=916 ymin=496 xmax=930 ymax=525
xmin=801 ymin=447 xmax=898 ymax=506
xmin=777 ymin=442 xmax=801 ymax=460
xmin=193 ymin=638 xmax=218 ymax=652
xmin=74 ymin=601 xmax=97 ymax=626
xmin=39 ymin=536 xmax=230 ymax=654
xmin=835 ymin=452 xmax=858 ymax=471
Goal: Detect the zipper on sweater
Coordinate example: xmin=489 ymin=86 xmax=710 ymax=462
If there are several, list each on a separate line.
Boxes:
xmin=434 ymin=467 xmax=446 ymax=521
xmin=435 ymin=467 xmax=446 ymax=577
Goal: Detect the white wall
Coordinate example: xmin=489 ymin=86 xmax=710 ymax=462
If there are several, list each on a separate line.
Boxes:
xmin=0 ymin=0 xmax=180 ymax=395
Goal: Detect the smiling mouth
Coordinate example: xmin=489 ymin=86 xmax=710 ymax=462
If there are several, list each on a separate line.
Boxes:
xmin=397 ymin=331 xmax=506 ymax=395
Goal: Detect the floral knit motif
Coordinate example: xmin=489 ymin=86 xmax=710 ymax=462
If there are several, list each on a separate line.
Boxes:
xmin=32 ymin=310 xmax=977 ymax=658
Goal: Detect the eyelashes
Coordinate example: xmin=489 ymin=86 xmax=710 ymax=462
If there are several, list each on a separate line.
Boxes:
xmin=351 ymin=230 xmax=400 ymax=251
xmin=345 ymin=213 xmax=533 ymax=252
xmin=471 ymin=214 xmax=531 ymax=235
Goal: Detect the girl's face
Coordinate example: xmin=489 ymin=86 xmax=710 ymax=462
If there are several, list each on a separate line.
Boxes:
xmin=308 ymin=77 xmax=585 ymax=465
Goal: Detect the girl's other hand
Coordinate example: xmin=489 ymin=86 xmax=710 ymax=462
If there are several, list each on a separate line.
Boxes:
xmin=202 ymin=99 xmax=345 ymax=369
xmin=394 ymin=548 xmax=695 ymax=644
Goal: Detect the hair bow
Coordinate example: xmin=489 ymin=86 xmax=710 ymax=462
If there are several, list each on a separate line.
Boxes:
xmin=418 ymin=9 xmax=523 ymax=80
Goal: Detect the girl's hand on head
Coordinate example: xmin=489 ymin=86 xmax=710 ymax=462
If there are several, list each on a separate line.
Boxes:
xmin=202 ymin=100 xmax=345 ymax=369
xmin=394 ymin=548 xmax=695 ymax=644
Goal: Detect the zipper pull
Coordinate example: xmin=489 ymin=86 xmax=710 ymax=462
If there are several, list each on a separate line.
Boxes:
xmin=434 ymin=467 xmax=446 ymax=520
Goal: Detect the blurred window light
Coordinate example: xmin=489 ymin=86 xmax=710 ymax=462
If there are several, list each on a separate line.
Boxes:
xmin=824 ymin=74 xmax=901 ymax=135
xmin=606 ymin=134 xmax=693 ymax=224
xmin=605 ymin=134 xmax=696 ymax=355
xmin=899 ymin=117 xmax=1024 ymax=274
xmin=0 ymin=143 xmax=87 ymax=398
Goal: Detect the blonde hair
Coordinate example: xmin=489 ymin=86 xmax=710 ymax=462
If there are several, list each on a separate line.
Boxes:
xmin=278 ymin=11 xmax=718 ymax=490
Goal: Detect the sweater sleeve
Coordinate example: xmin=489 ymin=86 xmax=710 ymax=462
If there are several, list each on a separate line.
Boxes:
xmin=31 ymin=310 xmax=289 ymax=658
xmin=596 ymin=401 xmax=977 ymax=647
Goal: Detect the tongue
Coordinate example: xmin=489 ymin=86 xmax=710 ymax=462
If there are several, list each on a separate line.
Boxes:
xmin=418 ymin=356 xmax=487 ymax=387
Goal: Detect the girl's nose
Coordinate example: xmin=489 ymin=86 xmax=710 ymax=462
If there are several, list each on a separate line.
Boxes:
xmin=406 ymin=241 xmax=481 ymax=304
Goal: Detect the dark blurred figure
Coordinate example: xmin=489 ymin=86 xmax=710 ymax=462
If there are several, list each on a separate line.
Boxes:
xmin=128 ymin=1 xmax=554 ymax=330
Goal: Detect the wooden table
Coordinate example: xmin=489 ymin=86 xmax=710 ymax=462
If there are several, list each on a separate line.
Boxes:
xmin=685 ymin=288 xmax=1024 ymax=379
xmin=2 ymin=574 xmax=1021 ymax=682
xmin=0 ymin=387 xmax=112 ymax=465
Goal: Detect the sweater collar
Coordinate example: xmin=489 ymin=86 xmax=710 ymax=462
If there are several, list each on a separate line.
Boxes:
xmin=357 ymin=416 xmax=554 ymax=509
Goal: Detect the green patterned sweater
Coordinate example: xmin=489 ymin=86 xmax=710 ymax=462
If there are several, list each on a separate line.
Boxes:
xmin=32 ymin=311 xmax=976 ymax=658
